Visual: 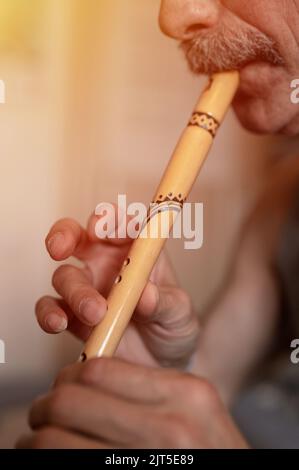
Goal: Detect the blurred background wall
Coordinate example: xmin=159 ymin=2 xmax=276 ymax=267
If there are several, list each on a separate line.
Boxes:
xmin=0 ymin=0 xmax=298 ymax=448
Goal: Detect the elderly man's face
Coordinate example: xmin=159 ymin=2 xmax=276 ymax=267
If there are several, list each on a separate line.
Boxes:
xmin=159 ymin=0 xmax=299 ymax=135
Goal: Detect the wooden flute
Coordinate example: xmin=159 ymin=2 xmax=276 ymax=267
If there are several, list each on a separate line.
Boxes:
xmin=80 ymin=71 xmax=240 ymax=362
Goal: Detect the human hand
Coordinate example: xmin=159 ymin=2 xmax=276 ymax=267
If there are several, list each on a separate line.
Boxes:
xmin=35 ymin=210 xmax=199 ymax=368
xmin=17 ymin=358 xmax=248 ymax=449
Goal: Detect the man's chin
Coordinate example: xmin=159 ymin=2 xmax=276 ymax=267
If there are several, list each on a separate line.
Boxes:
xmin=233 ymin=97 xmax=277 ymax=134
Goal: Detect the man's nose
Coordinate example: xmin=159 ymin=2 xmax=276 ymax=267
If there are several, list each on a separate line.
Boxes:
xmin=159 ymin=0 xmax=221 ymax=40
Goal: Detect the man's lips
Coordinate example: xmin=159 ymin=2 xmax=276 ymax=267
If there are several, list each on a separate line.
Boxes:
xmin=182 ymin=49 xmax=284 ymax=97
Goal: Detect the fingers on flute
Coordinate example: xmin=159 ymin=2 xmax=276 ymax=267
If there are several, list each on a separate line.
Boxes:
xmin=35 ymin=296 xmax=69 ymax=333
xmin=52 ymin=265 xmax=107 ymax=326
xmin=46 ymin=218 xmax=88 ymax=261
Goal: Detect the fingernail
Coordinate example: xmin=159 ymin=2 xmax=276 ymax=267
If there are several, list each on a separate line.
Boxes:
xmin=45 ymin=314 xmax=68 ymax=333
xmin=79 ymin=298 xmax=104 ymax=325
xmin=47 ymin=232 xmax=65 ymax=255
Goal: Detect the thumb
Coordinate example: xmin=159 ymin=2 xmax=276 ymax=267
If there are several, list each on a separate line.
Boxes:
xmin=134 ymin=281 xmax=197 ymax=333
xmin=134 ymin=281 xmax=200 ymax=368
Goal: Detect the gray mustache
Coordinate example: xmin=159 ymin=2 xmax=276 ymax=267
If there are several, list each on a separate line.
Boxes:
xmin=181 ymin=25 xmax=284 ymax=74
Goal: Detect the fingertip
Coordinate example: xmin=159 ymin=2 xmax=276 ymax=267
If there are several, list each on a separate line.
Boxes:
xmin=46 ymin=231 xmax=68 ymax=260
xmin=44 ymin=313 xmax=68 ymax=333
xmin=46 ymin=219 xmax=84 ymax=260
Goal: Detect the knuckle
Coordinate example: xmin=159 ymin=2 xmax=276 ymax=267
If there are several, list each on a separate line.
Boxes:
xmin=52 ymin=264 xmax=73 ymax=288
xmin=187 ymin=377 xmax=220 ymax=409
xmin=52 ymin=265 xmax=70 ymax=289
xmin=79 ymin=358 xmax=110 ymax=385
xmin=159 ymin=370 xmax=191 ymax=398
xmin=168 ymin=373 xmax=219 ymax=409
xmin=164 ymin=370 xmax=192 ymax=393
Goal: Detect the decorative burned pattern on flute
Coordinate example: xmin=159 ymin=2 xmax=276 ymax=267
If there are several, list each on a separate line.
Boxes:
xmin=140 ymin=193 xmax=185 ymax=232
xmin=113 ymin=193 xmax=185 ymax=287
xmin=155 ymin=193 xmax=185 ymax=205
xmin=188 ymin=112 xmax=219 ymax=138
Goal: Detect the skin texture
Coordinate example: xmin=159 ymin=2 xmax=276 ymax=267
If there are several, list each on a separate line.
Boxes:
xmin=16 ymin=358 xmax=248 ymax=449
xmin=159 ymin=0 xmax=299 ymax=135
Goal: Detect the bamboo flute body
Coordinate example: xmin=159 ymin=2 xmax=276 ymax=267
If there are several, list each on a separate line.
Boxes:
xmin=81 ymin=71 xmax=240 ymax=361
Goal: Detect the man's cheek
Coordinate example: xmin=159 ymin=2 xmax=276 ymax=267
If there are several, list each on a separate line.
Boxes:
xmin=222 ymin=0 xmax=284 ymax=43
